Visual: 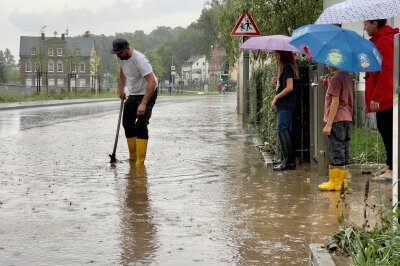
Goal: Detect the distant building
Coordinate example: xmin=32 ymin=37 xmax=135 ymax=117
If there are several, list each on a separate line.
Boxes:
xmin=208 ymin=43 xmax=226 ymax=84
xmin=181 ymin=55 xmax=208 ymax=85
xmin=19 ymin=33 xmax=99 ymax=91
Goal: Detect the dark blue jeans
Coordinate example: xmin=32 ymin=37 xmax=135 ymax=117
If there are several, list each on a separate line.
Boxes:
xmin=277 ymin=110 xmax=293 ymax=133
xmin=122 ymin=89 xmax=158 ymax=139
xmin=328 ymin=121 xmax=352 ymax=166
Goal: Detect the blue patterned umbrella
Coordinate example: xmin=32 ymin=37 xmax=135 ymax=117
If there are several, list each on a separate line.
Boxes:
xmin=290 ymin=24 xmax=382 ymax=73
xmin=315 ymin=0 xmax=400 ymax=24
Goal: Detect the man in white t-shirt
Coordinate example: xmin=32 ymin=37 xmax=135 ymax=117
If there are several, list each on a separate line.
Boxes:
xmin=111 ymin=38 xmax=158 ymax=165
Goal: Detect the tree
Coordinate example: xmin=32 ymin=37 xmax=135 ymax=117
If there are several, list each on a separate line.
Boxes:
xmin=196 ymin=4 xmax=223 ymax=59
xmin=0 ymin=49 xmax=17 ymax=84
xmin=218 ymin=0 xmax=323 ymax=66
xmin=147 ymin=50 xmax=164 ymax=81
xmin=0 ymin=50 xmax=6 ymax=83
xmin=7 ymin=67 xmax=20 ymax=84
xmin=4 ymin=49 xmax=16 ymax=68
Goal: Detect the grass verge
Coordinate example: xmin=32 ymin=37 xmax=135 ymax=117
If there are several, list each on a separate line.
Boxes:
xmin=326 ymin=180 xmax=400 ymax=265
xmin=350 ymin=126 xmax=386 ymax=164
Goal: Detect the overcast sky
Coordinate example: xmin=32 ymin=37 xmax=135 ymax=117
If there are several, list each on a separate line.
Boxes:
xmin=0 ymin=0 xmax=207 ymax=57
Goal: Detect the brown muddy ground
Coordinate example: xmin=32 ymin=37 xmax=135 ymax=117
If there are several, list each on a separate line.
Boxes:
xmin=0 ymin=94 xmax=392 ymax=265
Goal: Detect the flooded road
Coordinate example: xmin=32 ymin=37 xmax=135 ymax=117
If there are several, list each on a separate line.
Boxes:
xmin=0 ymin=95 xmax=391 ymax=265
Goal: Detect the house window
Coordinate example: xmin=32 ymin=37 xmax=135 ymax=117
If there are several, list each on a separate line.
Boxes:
xmin=48 ymin=48 xmax=54 ymax=56
xmin=48 ymin=79 xmax=55 ymax=86
xmin=57 ymin=48 xmax=63 ymax=56
xmin=57 ymin=61 xmax=63 ymax=72
xmin=31 ymin=48 xmax=36 ymax=55
xmin=71 ymin=65 xmax=77 ymax=73
xmin=57 ymin=79 xmax=64 ymax=86
xmin=25 ymin=62 xmax=32 ymax=72
xmin=26 ymin=78 xmax=33 ymax=86
xmin=48 ymin=61 xmax=54 ymax=72
xmin=80 ymin=63 xmax=85 ymax=73
xmin=75 ymin=48 xmax=80 ymax=56
xmin=79 ymin=79 xmax=86 ymax=87
xmin=35 ymin=63 xmax=40 ymax=72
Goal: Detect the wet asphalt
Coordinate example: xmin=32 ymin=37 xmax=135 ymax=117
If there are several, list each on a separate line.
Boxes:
xmin=0 ymin=94 xmax=392 ymax=265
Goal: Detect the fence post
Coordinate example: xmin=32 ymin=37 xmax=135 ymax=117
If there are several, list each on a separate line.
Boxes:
xmin=393 ymin=33 xmax=399 ymax=213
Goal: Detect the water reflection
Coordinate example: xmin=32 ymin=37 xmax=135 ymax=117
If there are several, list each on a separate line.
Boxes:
xmin=120 ymin=163 xmax=158 ymax=265
xmin=0 ymin=111 xmax=21 ymax=138
xmin=0 ymin=101 xmax=119 ymax=138
xmin=1 ymin=95 xmax=392 ymax=265
xmin=318 ymin=191 xmax=347 ymax=222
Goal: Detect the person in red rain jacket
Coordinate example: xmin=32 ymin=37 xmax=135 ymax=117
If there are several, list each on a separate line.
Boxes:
xmin=364 ymin=19 xmax=399 ymax=180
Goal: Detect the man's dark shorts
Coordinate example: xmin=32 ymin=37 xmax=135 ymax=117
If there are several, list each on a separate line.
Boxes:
xmin=123 ymin=89 xmax=158 ymax=139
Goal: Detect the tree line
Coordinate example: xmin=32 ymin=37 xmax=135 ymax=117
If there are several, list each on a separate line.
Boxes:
xmin=0 ymin=49 xmax=17 ymax=84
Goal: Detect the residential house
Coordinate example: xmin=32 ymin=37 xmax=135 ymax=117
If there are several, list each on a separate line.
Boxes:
xmin=19 ymin=33 xmax=98 ymax=91
xmin=208 ymin=43 xmax=226 ymax=84
xmin=181 ymin=55 xmax=208 ymax=85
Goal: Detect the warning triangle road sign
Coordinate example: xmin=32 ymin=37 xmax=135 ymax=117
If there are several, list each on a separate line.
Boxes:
xmin=231 ymin=12 xmax=261 ymax=36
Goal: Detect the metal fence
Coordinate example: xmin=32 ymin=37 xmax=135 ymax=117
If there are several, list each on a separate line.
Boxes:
xmin=0 ymin=84 xmax=35 ymax=95
xmin=250 ymin=61 xmax=386 ymax=170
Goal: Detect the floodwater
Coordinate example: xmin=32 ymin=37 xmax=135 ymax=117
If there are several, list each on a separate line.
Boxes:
xmin=0 ymin=94 xmax=392 ymax=265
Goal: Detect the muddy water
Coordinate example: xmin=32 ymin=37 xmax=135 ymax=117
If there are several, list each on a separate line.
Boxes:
xmin=0 ymin=95 xmax=391 ymax=265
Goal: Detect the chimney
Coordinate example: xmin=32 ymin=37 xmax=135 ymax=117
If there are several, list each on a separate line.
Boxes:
xmin=41 ymin=32 xmax=45 ymax=40
xmin=61 ymin=33 xmax=65 ymax=40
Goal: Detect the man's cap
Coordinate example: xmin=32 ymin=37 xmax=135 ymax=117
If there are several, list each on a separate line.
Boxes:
xmin=111 ymin=38 xmax=129 ymax=54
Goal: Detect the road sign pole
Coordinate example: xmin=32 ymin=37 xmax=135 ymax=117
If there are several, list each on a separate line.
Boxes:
xmin=230 ymin=11 xmax=261 ymax=116
xmin=243 ymin=36 xmax=250 ymax=116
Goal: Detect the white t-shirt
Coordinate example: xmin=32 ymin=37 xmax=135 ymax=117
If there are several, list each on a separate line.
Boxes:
xmin=117 ymin=50 xmax=157 ymax=95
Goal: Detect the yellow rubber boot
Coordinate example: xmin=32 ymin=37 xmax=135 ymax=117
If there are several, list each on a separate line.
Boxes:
xmin=319 ymin=168 xmax=341 ymax=191
xmin=333 ymin=167 xmax=348 ymax=191
xmin=127 ymin=138 xmax=137 ymax=162
xmin=136 ymin=139 xmax=148 ymax=165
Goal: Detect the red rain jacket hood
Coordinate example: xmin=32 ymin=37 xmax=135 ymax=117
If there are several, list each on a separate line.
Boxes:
xmin=365 ymin=25 xmax=399 ymax=112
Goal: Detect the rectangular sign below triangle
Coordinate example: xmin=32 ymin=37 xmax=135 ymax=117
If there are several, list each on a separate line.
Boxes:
xmin=231 ymin=12 xmax=261 ymax=36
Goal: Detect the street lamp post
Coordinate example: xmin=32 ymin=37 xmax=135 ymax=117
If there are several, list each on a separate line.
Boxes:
xmin=171 ymin=65 xmax=175 ymax=94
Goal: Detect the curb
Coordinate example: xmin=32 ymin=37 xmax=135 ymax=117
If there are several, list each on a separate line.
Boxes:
xmin=348 ymin=163 xmax=385 ymax=174
xmin=253 ymin=137 xmax=274 ymax=165
xmin=252 ymin=137 xmax=385 ymax=170
xmin=309 ymin=244 xmax=336 ymax=266
xmin=0 ymin=98 xmax=118 ymax=111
